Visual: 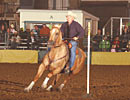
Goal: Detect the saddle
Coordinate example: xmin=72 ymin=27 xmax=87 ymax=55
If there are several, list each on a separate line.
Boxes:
xmin=64 ymin=40 xmax=82 ymax=57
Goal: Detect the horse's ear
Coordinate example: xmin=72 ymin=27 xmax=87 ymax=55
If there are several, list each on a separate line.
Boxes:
xmin=53 ymin=24 xmax=61 ymax=28
xmin=55 ymin=30 xmax=62 ymax=45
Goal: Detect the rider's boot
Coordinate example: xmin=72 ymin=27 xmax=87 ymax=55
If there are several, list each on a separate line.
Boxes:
xmin=65 ymin=66 xmax=73 ymax=74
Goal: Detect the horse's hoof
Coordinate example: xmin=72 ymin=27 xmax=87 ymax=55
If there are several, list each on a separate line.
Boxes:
xmin=24 ymin=88 xmax=30 ymax=92
xmin=46 ymin=87 xmax=53 ymax=92
xmin=56 ymin=88 xmax=62 ymax=92
xmin=56 ymin=88 xmax=59 ymax=92
xmin=58 ymin=84 xmax=64 ymax=92
xmin=41 ymin=84 xmax=47 ymax=89
xmin=46 ymin=85 xmax=53 ymax=91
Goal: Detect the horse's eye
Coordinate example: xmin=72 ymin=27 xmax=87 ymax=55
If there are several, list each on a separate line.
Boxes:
xmin=56 ymin=33 xmax=58 ymax=35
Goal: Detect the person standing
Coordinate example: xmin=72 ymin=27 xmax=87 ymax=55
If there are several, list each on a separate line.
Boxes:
xmin=92 ymin=29 xmax=102 ymax=51
xmin=60 ymin=11 xmax=85 ymax=73
xmin=40 ymin=24 xmax=50 ymax=45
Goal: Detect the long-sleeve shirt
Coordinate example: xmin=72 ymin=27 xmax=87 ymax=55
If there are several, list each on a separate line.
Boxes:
xmin=60 ymin=21 xmax=85 ymax=39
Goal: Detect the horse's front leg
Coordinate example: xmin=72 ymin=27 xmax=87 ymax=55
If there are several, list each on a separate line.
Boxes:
xmin=46 ymin=74 xmax=61 ymax=91
xmin=24 ymin=63 xmax=46 ymax=92
xmin=41 ymin=67 xmax=62 ymax=90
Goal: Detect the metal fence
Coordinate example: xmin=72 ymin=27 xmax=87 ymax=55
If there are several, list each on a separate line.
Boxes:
xmin=102 ymin=17 xmax=130 ymax=39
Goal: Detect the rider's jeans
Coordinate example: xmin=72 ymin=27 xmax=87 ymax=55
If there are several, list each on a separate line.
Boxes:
xmin=69 ymin=40 xmax=78 ymax=69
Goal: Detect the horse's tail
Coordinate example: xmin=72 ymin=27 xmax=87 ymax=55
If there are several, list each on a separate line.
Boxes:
xmin=73 ymin=48 xmax=86 ymax=74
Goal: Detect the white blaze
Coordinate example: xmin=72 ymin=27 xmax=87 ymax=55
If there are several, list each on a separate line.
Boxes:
xmin=51 ymin=28 xmax=56 ymax=35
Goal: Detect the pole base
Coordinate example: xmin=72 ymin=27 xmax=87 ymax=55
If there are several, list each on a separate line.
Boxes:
xmin=82 ymin=93 xmax=92 ymax=98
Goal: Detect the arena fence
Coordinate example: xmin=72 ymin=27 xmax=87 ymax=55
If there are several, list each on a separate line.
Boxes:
xmin=102 ymin=17 xmax=130 ymax=39
xmin=1 ymin=50 xmax=130 ymax=65
xmin=91 ymin=52 xmax=130 ymax=65
xmin=0 ymin=50 xmax=38 ymax=63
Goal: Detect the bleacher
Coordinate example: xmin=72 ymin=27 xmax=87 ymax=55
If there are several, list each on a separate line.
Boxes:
xmin=0 ymin=39 xmax=48 ymax=50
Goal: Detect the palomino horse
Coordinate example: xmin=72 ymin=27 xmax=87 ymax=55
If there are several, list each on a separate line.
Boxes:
xmin=24 ymin=27 xmax=86 ymax=92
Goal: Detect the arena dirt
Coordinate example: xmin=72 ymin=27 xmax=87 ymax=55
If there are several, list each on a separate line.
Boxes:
xmin=0 ymin=63 xmax=130 ymax=100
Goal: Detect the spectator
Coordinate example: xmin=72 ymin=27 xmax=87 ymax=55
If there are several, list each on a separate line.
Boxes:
xmin=99 ymin=36 xmax=110 ymax=52
xmin=5 ymin=28 xmax=11 ymax=49
xmin=10 ymin=24 xmax=16 ymax=34
xmin=26 ymin=29 xmax=31 ymax=49
xmin=122 ymin=26 xmax=129 ymax=35
xmin=111 ymin=44 xmax=116 ymax=52
xmin=10 ymin=31 xmax=21 ymax=49
xmin=33 ymin=25 xmax=40 ymax=37
xmin=92 ymin=29 xmax=102 ymax=51
xmin=28 ymin=25 xmax=40 ymax=49
xmin=19 ymin=28 xmax=27 ymax=39
xmin=120 ymin=39 xmax=127 ymax=52
xmin=40 ymin=24 xmax=50 ymax=43
xmin=112 ymin=36 xmax=120 ymax=52
xmin=105 ymin=31 xmax=111 ymax=42
xmin=121 ymin=27 xmax=129 ymax=42
xmin=0 ymin=24 xmax=6 ymax=42
xmin=126 ymin=40 xmax=130 ymax=52
xmin=27 ymin=30 xmax=39 ymax=50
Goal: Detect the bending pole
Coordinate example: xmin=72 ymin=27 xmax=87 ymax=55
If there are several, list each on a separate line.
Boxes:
xmin=87 ymin=22 xmax=91 ymax=94
xmin=83 ymin=21 xmax=91 ymax=98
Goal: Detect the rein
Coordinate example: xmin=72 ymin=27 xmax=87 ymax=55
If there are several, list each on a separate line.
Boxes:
xmin=53 ymin=42 xmax=64 ymax=48
xmin=47 ymin=43 xmax=69 ymax=66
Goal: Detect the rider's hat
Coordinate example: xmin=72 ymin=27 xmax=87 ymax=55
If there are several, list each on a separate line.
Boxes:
xmin=66 ymin=11 xmax=76 ymax=19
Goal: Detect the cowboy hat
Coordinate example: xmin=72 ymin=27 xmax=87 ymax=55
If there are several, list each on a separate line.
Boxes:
xmin=66 ymin=11 xmax=76 ymax=18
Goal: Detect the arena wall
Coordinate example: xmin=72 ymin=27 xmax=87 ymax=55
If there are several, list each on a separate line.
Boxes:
xmin=0 ymin=50 xmax=38 ymax=63
xmin=92 ymin=52 xmax=130 ymax=65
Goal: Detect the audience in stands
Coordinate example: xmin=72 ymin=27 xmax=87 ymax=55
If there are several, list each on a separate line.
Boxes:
xmin=1 ymin=23 xmax=130 ymax=52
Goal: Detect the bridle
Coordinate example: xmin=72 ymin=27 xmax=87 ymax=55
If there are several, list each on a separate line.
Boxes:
xmin=47 ymin=28 xmax=69 ymax=67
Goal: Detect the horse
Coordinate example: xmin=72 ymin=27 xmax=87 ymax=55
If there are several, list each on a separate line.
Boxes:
xmin=24 ymin=27 xmax=86 ymax=92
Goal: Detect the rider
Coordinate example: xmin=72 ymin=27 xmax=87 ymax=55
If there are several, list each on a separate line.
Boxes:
xmin=60 ymin=11 xmax=85 ymax=73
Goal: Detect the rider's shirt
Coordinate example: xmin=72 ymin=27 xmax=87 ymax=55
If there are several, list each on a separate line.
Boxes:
xmin=60 ymin=21 xmax=85 ymax=39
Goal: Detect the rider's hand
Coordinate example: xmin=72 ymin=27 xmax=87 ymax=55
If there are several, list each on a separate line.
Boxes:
xmin=73 ymin=37 xmax=78 ymax=41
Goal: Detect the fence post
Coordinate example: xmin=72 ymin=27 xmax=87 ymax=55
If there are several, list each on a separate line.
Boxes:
xmin=120 ymin=18 xmax=122 ymax=35
xmin=111 ymin=17 xmax=113 ymax=39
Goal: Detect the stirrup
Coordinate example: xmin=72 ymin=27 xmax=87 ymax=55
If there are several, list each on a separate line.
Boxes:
xmin=65 ymin=68 xmax=72 ymax=74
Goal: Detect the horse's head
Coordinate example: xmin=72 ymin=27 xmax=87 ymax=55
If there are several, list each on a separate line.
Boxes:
xmin=48 ymin=27 xmax=62 ymax=47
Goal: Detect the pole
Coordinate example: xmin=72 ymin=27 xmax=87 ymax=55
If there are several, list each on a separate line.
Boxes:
xmin=83 ymin=21 xmax=91 ymax=98
xmin=87 ymin=22 xmax=91 ymax=94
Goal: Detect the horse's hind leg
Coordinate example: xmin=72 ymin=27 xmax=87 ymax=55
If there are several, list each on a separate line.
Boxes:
xmin=58 ymin=74 xmax=73 ymax=91
xmin=24 ymin=63 xmax=46 ymax=92
xmin=46 ymin=74 xmax=61 ymax=91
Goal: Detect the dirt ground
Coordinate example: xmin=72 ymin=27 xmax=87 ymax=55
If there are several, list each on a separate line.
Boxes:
xmin=0 ymin=63 xmax=130 ymax=100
